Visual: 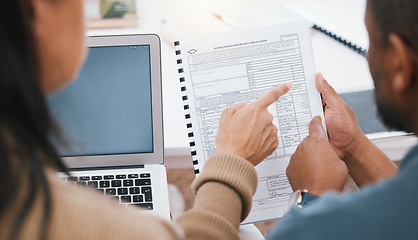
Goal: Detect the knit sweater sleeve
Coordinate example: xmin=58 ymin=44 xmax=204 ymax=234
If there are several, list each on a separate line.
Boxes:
xmin=1 ymin=154 xmax=257 ymax=240
xmin=0 ymin=169 xmax=185 ymax=240
xmin=175 ymin=153 xmax=258 ymax=240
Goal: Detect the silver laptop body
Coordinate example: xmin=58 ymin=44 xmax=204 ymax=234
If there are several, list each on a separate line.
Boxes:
xmin=48 ymin=34 xmax=170 ymax=220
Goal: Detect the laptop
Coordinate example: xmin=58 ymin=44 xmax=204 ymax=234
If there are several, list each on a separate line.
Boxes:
xmin=339 ymin=90 xmax=410 ymax=139
xmin=47 ymin=34 xmax=170 ymax=220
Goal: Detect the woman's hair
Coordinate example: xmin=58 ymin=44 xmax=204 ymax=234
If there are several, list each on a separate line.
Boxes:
xmin=0 ymin=1 xmax=68 ymax=239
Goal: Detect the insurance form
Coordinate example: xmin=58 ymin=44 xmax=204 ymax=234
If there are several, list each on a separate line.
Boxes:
xmin=175 ymin=21 xmax=324 ymax=223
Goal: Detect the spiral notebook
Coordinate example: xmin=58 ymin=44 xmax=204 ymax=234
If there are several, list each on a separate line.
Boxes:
xmin=285 ymin=0 xmax=368 ymax=56
xmin=174 ymin=21 xmax=324 ymax=224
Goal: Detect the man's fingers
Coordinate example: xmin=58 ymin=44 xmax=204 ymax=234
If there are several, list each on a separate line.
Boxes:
xmin=309 ymin=116 xmax=326 ymax=138
xmin=255 ymin=82 xmax=292 ymax=108
xmin=315 ymin=73 xmax=342 ymax=109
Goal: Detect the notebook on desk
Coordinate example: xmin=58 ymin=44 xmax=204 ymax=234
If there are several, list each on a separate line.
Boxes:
xmin=47 ymin=34 xmax=170 ymax=220
xmin=285 ymin=0 xmax=369 ymax=56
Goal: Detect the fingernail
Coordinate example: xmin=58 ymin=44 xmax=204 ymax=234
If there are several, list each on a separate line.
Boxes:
xmin=285 ymin=82 xmax=293 ymax=90
xmin=318 ymin=73 xmax=325 ymax=80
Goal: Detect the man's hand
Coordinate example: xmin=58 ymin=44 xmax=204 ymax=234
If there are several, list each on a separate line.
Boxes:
xmin=286 ymin=116 xmax=348 ymax=195
xmin=315 ymin=73 xmax=364 ymax=160
xmin=216 ymin=83 xmax=292 ymax=166
xmin=316 ymin=73 xmax=397 ymax=186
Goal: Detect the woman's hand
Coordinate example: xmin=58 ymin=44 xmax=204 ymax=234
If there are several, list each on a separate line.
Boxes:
xmin=216 ymin=83 xmax=292 ymax=166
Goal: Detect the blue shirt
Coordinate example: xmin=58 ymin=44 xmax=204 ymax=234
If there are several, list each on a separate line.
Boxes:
xmin=267 ymin=144 xmax=418 ymax=240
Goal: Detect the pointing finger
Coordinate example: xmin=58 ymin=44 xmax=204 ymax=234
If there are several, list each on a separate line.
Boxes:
xmin=229 ymin=102 xmax=246 ymax=112
xmin=222 ymin=102 xmax=246 ymax=116
xmin=255 ymin=82 xmax=292 ymax=108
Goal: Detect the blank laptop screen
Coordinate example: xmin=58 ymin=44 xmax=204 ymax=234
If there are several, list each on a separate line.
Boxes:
xmin=47 ymin=45 xmax=153 ymax=157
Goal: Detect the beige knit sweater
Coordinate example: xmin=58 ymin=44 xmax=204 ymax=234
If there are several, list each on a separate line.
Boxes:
xmin=0 ymin=153 xmax=258 ymax=240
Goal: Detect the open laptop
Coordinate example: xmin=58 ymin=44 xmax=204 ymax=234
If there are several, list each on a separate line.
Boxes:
xmin=47 ymin=34 xmax=170 ymax=220
xmin=339 ymin=90 xmax=410 ymax=139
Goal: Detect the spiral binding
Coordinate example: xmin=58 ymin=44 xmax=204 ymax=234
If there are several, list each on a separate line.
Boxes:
xmin=312 ymin=24 xmax=367 ymax=57
xmin=174 ymin=41 xmax=200 ymax=175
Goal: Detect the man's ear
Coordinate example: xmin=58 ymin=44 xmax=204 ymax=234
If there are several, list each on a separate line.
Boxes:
xmin=388 ymin=33 xmax=414 ymax=92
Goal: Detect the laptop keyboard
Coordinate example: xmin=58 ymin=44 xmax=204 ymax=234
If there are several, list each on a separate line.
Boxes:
xmin=63 ymin=173 xmax=153 ymax=210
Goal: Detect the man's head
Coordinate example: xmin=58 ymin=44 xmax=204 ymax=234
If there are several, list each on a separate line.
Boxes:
xmin=366 ymin=0 xmax=418 ymax=133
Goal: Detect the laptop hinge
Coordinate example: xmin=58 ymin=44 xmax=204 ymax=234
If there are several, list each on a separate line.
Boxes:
xmin=68 ymin=165 xmax=145 ymax=172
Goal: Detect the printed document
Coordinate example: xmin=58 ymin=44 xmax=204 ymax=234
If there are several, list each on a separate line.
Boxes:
xmin=175 ymin=21 xmax=324 ymax=223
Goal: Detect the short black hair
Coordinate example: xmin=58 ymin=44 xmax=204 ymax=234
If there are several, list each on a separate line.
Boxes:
xmin=369 ymin=0 xmax=418 ymax=50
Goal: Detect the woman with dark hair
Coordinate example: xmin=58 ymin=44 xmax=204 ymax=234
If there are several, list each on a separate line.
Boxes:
xmin=0 ymin=0 xmax=290 ymax=239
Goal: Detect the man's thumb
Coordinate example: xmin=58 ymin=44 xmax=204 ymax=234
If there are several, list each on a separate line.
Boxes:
xmin=309 ymin=116 xmax=326 ymax=138
xmin=315 ymin=73 xmax=341 ymax=108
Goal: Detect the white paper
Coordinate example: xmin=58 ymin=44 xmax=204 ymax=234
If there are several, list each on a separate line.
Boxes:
xmin=176 ymin=21 xmax=324 ymax=223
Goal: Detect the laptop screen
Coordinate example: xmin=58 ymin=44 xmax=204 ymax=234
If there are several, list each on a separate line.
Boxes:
xmin=47 ymin=45 xmax=154 ymax=157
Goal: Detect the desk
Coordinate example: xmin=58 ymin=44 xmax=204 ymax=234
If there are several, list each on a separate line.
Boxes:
xmin=88 ymin=0 xmax=417 ymax=165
